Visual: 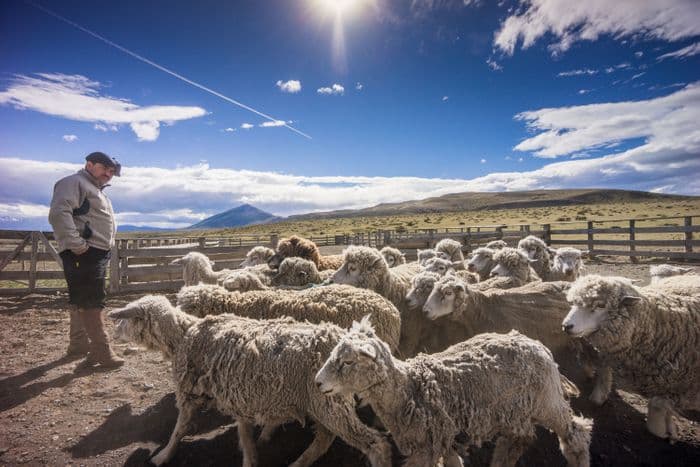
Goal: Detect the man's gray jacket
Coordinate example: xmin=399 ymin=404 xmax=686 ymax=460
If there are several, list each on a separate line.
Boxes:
xmin=48 ymin=169 xmax=117 ymax=253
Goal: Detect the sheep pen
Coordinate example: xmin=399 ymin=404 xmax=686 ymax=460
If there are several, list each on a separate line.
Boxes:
xmin=1 ymin=259 xmax=699 ymax=466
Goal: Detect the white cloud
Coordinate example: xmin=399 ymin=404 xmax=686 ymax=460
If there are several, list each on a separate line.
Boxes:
xmin=259 ymin=120 xmax=286 ymax=127
xmin=62 ymin=134 xmax=78 ymax=142
xmin=224 ymin=127 xmax=236 ymax=132
xmin=94 ymin=123 xmax=118 ymax=132
xmin=577 ymin=89 xmax=591 ymax=95
xmin=630 ymin=72 xmax=646 ymax=80
xmin=514 ymin=82 xmax=700 ymax=159
xmin=442 ymin=96 xmax=449 ymax=101
xmin=558 ymin=68 xmax=598 ymax=77
xmin=276 ymin=79 xmax=302 ymax=93
xmin=657 ymin=42 xmax=700 ymax=60
xmin=317 ymin=84 xmax=345 ymax=95
xmin=486 ymin=58 xmax=503 ymax=71
xmin=634 ymin=51 xmax=644 ymax=58
xmin=355 ymin=82 xmax=363 ymax=90
xmin=0 ymin=73 xmax=206 ymax=141
xmin=480 ymin=158 xmax=487 ymax=164
xmin=241 ymin=123 xmax=254 ymax=129
xmin=494 ymin=0 xmax=700 ymax=56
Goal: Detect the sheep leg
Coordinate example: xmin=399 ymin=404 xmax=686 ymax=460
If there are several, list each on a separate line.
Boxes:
xmin=589 ymin=365 xmax=612 ymax=406
xmin=288 ymin=423 xmax=335 ymax=467
xmin=257 ymin=421 xmax=282 ymax=444
xmin=237 ymin=421 xmax=258 ymax=467
xmin=490 ymin=436 xmax=531 ymax=467
xmin=151 ymin=398 xmax=196 ymax=466
xmin=646 ymin=397 xmax=678 ymax=443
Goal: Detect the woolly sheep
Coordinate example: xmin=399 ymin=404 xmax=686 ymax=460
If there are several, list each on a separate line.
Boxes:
xmin=316 ymin=321 xmax=592 ymax=467
xmin=417 ymin=248 xmax=448 ymax=266
xmin=481 ymin=247 xmax=540 ymax=290
xmin=563 ymin=274 xmax=700 ymax=441
xmin=547 ymin=247 xmax=586 ymax=282
xmin=268 ymin=235 xmax=343 ymax=271
xmin=176 ymin=283 xmax=401 ymax=353
xmin=434 ymin=238 xmax=465 ymax=268
xmin=485 ymin=239 xmax=508 ymax=250
xmin=270 ymin=256 xmax=326 ymax=287
xmin=646 ymin=273 xmax=700 ymax=296
xmin=170 ymin=251 xmax=233 ymax=286
xmin=220 ymin=264 xmax=275 ymax=291
xmin=330 ymin=245 xmax=433 ymax=356
xmin=649 ymin=264 xmax=695 ymax=284
xmin=109 ymin=297 xmax=392 ymax=467
xmin=421 ymin=257 xmax=478 ymax=283
xmin=380 ymin=246 xmax=406 ymax=268
xmin=518 ymin=235 xmax=553 ymax=280
xmin=466 ymin=247 xmax=497 ymax=282
xmin=239 ymin=245 xmax=275 ymax=268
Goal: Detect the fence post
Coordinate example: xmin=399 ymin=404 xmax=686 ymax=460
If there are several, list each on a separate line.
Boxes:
xmin=28 ymin=232 xmax=38 ymax=292
xmin=543 ymin=224 xmax=551 ymax=246
xmin=198 ymin=237 xmax=206 ymax=249
xmin=466 ymin=227 xmax=472 ymax=252
xmin=496 ymin=226 xmax=503 ymax=240
xmin=684 ymin=217 xmax=693 ymax=261
xmin=109 ymin=243 xmax=120 ymax=294
xmin=629 ymin=220 xmax=638 ymax=264
xmin=587 ymin=221 xmax=596 ymax=260
xmin=270 ymin=234 xmax=279 ymax=249
xmin=120 ymin=240 xmax=129 ymax=286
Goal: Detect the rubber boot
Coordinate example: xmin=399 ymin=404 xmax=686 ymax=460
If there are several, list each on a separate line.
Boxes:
xmin=76 ymin=308 xmax=124 ymax=370
xmin=65 ymin=307 xmax=89 ymax=358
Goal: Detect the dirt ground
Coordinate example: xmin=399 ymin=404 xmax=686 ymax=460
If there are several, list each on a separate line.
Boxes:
xmin=1 ymin=258 xmax=699 ymax=467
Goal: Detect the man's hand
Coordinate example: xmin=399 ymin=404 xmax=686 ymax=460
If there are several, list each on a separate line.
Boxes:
xmin=71 ymin=244 xmax=89 ymax=255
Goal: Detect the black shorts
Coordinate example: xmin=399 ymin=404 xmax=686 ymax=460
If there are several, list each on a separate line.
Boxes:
xmin=60 ymin=247 xmax=111 ymax=309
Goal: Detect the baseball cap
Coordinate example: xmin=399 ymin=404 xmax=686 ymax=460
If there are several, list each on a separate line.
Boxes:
xmin=85 ymin=151 xmax=122 ymax=176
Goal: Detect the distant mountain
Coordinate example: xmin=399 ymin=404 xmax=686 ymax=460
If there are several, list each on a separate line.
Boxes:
xmin=288 ymin=189 xmax=698 ymax=220
xmin=118 ymin=225 xmax=174 ymax=232
xmin=188 ymin=204 xmax=280 ymax=229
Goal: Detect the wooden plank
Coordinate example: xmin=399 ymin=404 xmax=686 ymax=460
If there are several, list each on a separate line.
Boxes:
xmin=37 ymin=232 xmax=63 ymax=270
xmin=590 ymin=249 xmax=700 ymax=259
xmin=119 ymin=245 xmax=255 ymax=258
xmin=15 ymin=251 xmax=69 ymax=261
xmin=0 ymin=234 xmax=31 ymax=271
xmin=550 ymin=239 xmax=696 ymax=247
xmin=551 ymin=225 xmax=700 ymax=235
xmin=629 ymin=220 xmax=638 ymax=263
xmin=686 ymin=217 xmax=694 ymax=255
xmin=28 ymin=232 xmax=39 ymax=292
xmin=119 ymin=280 xmax=184 ymax=293
xmin=0 ymin=270 xmax=66 ymax=280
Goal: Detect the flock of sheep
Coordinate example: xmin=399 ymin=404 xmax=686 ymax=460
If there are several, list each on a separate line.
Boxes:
xmin=107 ymin=234 xmax=700 ymax=466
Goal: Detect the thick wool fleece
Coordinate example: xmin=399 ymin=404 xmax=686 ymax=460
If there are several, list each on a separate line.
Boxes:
xmin=272 ymin=235 xmax=343 ymax=271
xmin=467 ymin=247 xmax=498 ymax=282
xmin=518 ymin=235 xmax=553 ymax=279
xmin=176 ymin=283 xmax=401 ymax=352
xmin=567 ymin=275 xmax=700 ymax=410
xmin=320 ymin=325 xmax=592 ymax=467
xmin=477 ymin=247 xmax=540 ymax=290
xmin=434 ymin=238 xmax=465 ymax=264
xmin=380 ymin=246 xmax=406 ymax=268
xmin=271 ymin=257 xmax=324 ymax=287
xmin=172 ymin=251 xmax=233 ymax=286
xmin=239 ymin=246 xmax=275 ymax=268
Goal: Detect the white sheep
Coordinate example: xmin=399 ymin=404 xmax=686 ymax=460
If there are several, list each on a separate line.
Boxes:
xmin=417 ymin=248 xmax=448 ymax=266
xmin=421 ymin=257 xmax=479 ymax=283
xmin=238 ymin=245 xmax=275 ymax=268
xmin=331 ymin=245 xmax=435 ymax=357
xmin=170 ymin=251 xmax=233 ymax=286
xmin=518 ymin=235 xmax=553 ymax=280
xmin=316 ymin=320 xmax=592 ymax=467
xmin=466 ymin=247 xmax=497 ymax=282
xmin=563 ymin=274 xmax=700 ymax=441
xmin=176 ymin=283 xmax=401 ymax=353
xmin=547 ymin=247 xmax=586 ymax=282
xmin=480 ymin=247 xmax=540 ymax=289
xmin=109 ymin=296 xmax=392 ymax=467
xmin=222 ymin=257 xmax=329 ymax=292
xmin=649 ymin=264 xmax=695 ymax=284
xmin=434 ymin=238 xmax=465 ymax=268
xmin=379 ymin=246 xmax=406 ymax=268
xmin=484 ymin=239 xmax=508 ymax=250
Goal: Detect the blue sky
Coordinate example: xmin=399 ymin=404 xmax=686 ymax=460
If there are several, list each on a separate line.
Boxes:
xmin=1 ymin=0 xmax=699 ymax=229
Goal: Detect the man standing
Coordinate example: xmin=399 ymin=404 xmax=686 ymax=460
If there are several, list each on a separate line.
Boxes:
xmin=49 ymin=152 xmax=124 ymax=369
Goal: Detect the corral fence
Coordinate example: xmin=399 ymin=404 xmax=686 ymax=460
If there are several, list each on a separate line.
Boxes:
xmin=1 ymin=214 xmax=698 ymax=295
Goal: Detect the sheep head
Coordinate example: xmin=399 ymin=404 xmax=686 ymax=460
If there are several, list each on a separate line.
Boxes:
xmin=467 ymin=247 xmax=494 ymax=274
xmin=423 ymin=275 xmax=467 ymax=320
xmin=268 ymin=235 xmax=321 ymax=269
xmin=517 ymin=235 xmax=550 ymax=262
xmin=563 ymin=275 xmax=642 ymax=339
xmin=331 ymin=246 xmax=388 ymax=290
xmin=490 ymin=247 xmax=534 ymax=278
xmin=552 ymin=247 xmax=584 ymax=280
xmin=406 ymin=271 xmax=440 ymax=310
xmin=315 ymin=315 xmax=392 ymax=398
xmin=271 ymin=257 xmax=321 ymax=286
xmin=239 ymin=246 xmax=275 ymax=268
xmin=380 ymin=246 xmax=406 ymax=268
xmin=108 ymin=295 xmax=172 ymax=345
xmin=422 ymin=257 xmax=461 ymax=276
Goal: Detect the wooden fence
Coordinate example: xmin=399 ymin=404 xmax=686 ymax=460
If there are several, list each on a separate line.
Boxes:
xmin=1 ymin=214 xmax=698 ymax=295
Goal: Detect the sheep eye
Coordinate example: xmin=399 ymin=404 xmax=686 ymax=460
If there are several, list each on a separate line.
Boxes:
xmin=444 ymin=290 xmax=453 ymax=296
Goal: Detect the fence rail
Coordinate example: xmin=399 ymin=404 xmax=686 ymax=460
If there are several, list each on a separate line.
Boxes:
xmin=1 ymin=214 xmax=698 ymax=295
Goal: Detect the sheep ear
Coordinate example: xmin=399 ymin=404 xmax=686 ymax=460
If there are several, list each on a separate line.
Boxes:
xmin=170 ymin=258 xmax=183 ymax=265
xmin=371 ymin=257 xmax=385 ymax=268
xmin=358 ymin=344 xmax=377 ymax=361
xmin=108 ymin=305 xmax=143 ymax=320
xmin=209 ymin=260 xmax=216 ymax=267
xmin=621 ymin=296 xmax=642 ymax=307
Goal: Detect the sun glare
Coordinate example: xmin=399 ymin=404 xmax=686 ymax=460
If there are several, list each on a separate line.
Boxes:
xmin=316 ymin=0 xmax=361 ymax=17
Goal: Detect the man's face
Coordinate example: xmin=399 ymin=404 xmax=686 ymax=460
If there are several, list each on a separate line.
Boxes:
xmin=85 ymin=161 xmax=116 ymax=185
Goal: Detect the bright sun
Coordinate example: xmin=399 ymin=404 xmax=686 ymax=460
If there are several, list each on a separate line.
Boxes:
xmin=317 ymin=0 xmax=361 ymax=16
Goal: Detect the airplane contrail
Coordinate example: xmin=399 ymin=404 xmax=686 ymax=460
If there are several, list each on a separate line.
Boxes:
xmin=25 ymin=0 xmax=312 ymax=139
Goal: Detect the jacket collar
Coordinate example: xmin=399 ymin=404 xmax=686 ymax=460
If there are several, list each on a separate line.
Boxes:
xmin=78 ymin=168 xmax=109 ymax=190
